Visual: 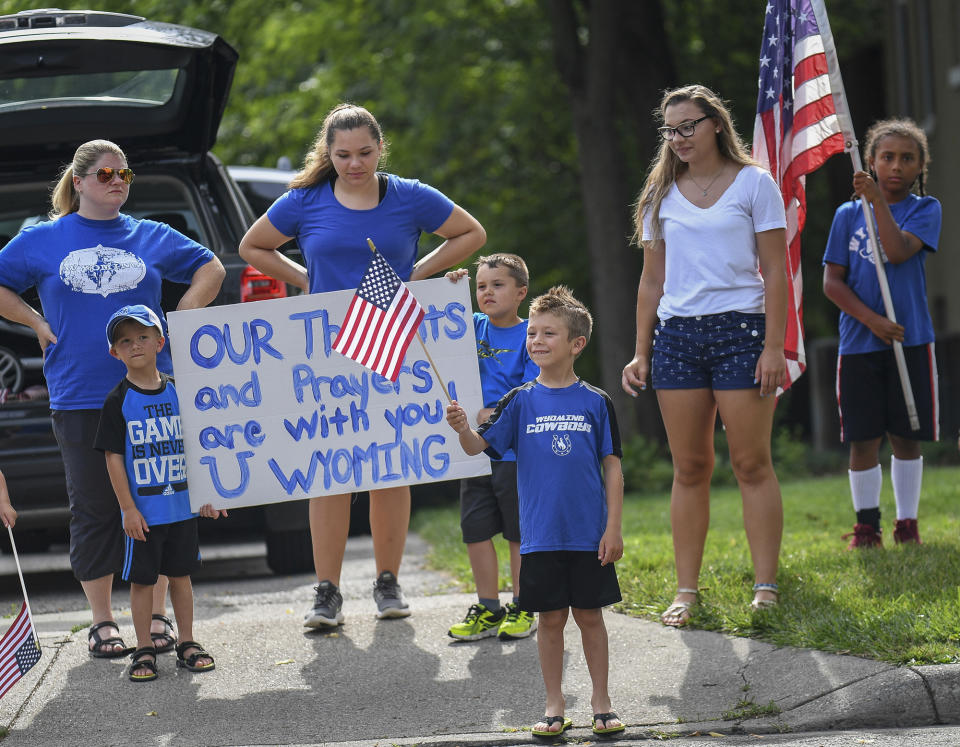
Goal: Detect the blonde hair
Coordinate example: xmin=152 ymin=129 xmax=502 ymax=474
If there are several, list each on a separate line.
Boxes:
xmin=634 ymin=85 xmax=756 ymax=243
xmin=289 ymin=103 xmax=386 ymax=189
xmin=528 ymin=285 xmax=592 ymax=344
xmin=49 ymin=139 xmax=127 ymax=220
xmin=475 ymin=253 xmax=529 ymax=287
xmin=863 ymin=117 xmax=930 ymax=196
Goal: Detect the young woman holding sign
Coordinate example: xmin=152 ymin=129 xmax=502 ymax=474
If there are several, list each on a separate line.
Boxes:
xmin=0 ymin=139 xmax=224 ymax=657
xmin=239 ymin=103 xmax=485 ymax=626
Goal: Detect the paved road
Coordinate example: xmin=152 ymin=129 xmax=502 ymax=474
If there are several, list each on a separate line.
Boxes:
xmin=1 ymin=534 xmax=958 ymax=746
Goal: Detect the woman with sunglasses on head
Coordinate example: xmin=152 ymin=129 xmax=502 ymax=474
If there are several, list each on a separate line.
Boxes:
xmin=0 ymin=139 xmax=225 ymax=657
xmin=621 ymin=85 xmax=787 ymax=627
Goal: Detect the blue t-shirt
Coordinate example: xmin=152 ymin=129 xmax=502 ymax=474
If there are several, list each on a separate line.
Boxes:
xmin=478 ymin=380 xmax=621 ymax=554
xmin=474 ymin=312 xmax=539 ymax=462
xmin=94 ymin=374 xmax=194 ymax=526
xmin=266 ymin=173 xmax=455 ymax=292
xmin=0 ymin=213 xmax=214 ymax=409
xmin=822 ymin=194 xmax=941 ymax=354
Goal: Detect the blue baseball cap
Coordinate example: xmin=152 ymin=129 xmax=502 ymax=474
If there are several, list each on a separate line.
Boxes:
xmin=106 ymin=304 xmax=165 ymax=348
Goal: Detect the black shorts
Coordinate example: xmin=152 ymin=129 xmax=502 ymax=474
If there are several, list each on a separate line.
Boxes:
xmin=52 ymin=409 xmax=123 ymax=582
xmin=459 ymin=461 xmax=521 ymax=543
xmin=837 ymin=344 xmax=939 ymax=442
xmin=121 ymin=518 xmax=201 ymax=585
xmin=519 ymin=551 xmax=621 ymax=612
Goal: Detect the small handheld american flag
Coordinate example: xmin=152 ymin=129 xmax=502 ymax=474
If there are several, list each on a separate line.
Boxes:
xmin=0 ymin=602 xmax=41 ymax=700
xmin=332 ymin=244 xmax=426 ymax=382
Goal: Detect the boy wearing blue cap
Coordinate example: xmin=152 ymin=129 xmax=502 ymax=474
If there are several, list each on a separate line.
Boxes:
xmin=95 ymin=304 xmax=223 ymax=682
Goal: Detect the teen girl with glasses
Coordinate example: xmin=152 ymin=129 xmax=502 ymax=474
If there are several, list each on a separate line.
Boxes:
xmin=621 ymin=85 xmax=787 ymax=626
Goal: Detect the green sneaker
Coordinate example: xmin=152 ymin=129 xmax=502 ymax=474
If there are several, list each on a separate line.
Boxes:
xmin=498 ymin=602 xmax=537 ymax=640
xmin=448 ymin=603 xmax=505 ymax=641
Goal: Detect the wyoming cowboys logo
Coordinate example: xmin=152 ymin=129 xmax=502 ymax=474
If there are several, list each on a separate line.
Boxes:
xmin=551 ymin=434 xmax=572 ymax=456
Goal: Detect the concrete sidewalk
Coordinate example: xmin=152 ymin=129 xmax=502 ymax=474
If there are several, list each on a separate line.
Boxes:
xmin=1 ymin=534 xmax=958 ymax=746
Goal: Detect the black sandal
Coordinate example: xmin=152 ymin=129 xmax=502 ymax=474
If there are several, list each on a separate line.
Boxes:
xmin=128 ymin=648 xmax=158 ymax=682
xmin=88 ymin=621 xmax=134 ymax=659
xmin=150 ymin=614 xmax=177 ymax=653
xmin=175 ymin=640 xmax=215 ymax=672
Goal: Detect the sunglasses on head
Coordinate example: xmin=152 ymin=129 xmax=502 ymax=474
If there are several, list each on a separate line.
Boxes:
xmin=80 ymin=167 xmax=135 ymax=184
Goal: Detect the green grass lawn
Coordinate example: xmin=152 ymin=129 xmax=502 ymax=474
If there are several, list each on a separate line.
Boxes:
xmin=411 ymin=465 xmax=960 ymax=665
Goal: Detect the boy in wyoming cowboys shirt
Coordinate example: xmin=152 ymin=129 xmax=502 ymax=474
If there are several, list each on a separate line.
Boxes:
xmin=446 ymin=286 xmax=626 ymax=738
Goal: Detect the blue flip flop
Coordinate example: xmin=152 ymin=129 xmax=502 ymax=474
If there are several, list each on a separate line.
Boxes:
xmin=532 ymin=716 xmax=572 ymax=736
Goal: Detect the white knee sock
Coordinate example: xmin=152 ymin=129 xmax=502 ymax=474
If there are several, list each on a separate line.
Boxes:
xmin=891 ymin=456 xmax=923 ymax=520
xmin=848 ymin=464 xmax=881 ymax=512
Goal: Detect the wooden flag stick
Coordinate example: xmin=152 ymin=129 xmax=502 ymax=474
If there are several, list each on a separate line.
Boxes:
xmin=366 ymin=238 xmax=454 ymax=404
xmin=8 ymin=526 xmax=40 ymax=648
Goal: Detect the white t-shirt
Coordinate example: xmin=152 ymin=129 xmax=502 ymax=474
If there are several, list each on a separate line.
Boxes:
xmin=643 ymin=165 xmax=786 ymax=320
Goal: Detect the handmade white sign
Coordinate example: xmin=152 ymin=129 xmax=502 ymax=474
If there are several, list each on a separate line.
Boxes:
xmin=167 ymin=278 xmax=489 ymax=510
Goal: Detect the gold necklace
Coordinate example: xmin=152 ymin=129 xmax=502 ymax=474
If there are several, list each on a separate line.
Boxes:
xmin=688 ymin=166 xmax=725 ymax=197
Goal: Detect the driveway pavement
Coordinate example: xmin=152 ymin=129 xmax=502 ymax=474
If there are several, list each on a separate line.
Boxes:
xmin=1 ymin=533 xmax=958 ymax=746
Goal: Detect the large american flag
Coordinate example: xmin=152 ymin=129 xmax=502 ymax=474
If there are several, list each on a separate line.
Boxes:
xmin=753 ymin=0 xmax=846 ymax=389
xmin=0 ymin=602 xmax=41 ymax=700
xmin=333 ymin=251 xmax=426 ymax=382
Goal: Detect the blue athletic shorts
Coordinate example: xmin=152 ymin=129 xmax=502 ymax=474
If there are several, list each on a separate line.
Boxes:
xmin=651 ymin=311 xmax=765 ymax=390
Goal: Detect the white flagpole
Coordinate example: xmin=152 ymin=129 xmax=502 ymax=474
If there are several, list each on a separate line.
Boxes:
xmin=811 ymin=0 xmax=920 ymax=431
xmin=7 ymin=526 xmax=40 ymax=648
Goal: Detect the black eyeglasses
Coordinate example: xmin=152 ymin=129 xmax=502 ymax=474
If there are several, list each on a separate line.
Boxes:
xmin=79 ymin=167 xmax=135 ymax=184
xmin=657 ymin=115 xmax=712 ymax=141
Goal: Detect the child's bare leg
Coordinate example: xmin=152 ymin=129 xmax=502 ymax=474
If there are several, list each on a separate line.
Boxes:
xmin=508 ymin=541 xmax=521 ymax=596
xmin=533 ymin=608 xmax=568 ymax=732
xmin=150 ymin=576 xmax=169 ymax=623
xmin=572 ymin=607 xmax=622 ymax=730
xmin=168 ymin=575 xmax=211 ymax=667
xmin=129 ymin=582 xmax=155 ymax=677
xmin=466 ymin=540 xmax=499 ymax=600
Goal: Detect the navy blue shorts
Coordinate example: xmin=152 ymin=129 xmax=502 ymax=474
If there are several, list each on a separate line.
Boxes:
xmin=837 ymin=344 xmax=939 ymax=443
xmin=652 ymin=311 xmax=765 ymax=390
xmin=519 ymin=551 xmax=621 ymax=612
xmin=459 ymin=460 xmax=521 ymax=543
xmin=121 ymin=517 xmax=201 ymax=585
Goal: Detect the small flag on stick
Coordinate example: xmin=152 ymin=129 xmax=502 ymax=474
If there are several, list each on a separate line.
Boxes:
xmin=753 ymin=0 xmax=846 ymax=390
xmin=332 ymin=246 xmax=426 ymax=382
xmin=0 ymin=602 xmax=41 ymax=700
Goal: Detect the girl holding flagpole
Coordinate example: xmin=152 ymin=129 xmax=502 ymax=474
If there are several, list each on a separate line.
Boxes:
xmin=239 ymin=103 xmax=486 ymax=627
xmin=822 ymin=118 xmax=941 ymax=549
xmin=621 ymin=85 xmax=787 ymax=626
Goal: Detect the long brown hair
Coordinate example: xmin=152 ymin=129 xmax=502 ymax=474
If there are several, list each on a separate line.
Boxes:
xmin=289 ymin=103 xmax=387 ymax=189
xmin=49 ymin=139 xmax=127 ymax=219
xmin=633 ymin=85 xmax=755 ymax=244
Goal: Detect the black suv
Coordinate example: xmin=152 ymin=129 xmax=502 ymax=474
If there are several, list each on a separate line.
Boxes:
xmin=0 ymin=8 xmax=312 ymax=573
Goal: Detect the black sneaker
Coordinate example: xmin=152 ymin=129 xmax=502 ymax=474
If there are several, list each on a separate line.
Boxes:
xmin=372 ymin=571 xmax=411 ymax=619
xmin=304 ymin=580 xmax=344 ymax=628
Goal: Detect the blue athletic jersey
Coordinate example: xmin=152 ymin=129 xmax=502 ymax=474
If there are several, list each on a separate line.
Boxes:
xmin=474 ymin=313 xmax=539 ymax=462
xmin=95 ymin=374 xmax=194 ymax=526
xmin=822 ymin=194 xmax=941 ymax=354
xmin=478 ymin=379 xmax=622 ymax=553
xmin=0 ymin=213 xmax=214 ymax=409
xmin=266 ymin=173 xmax=454 ymax=292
